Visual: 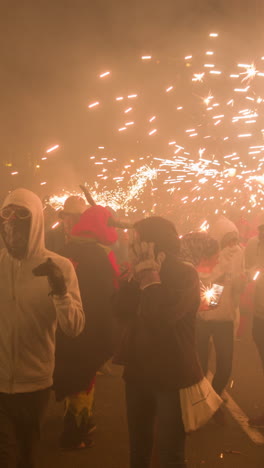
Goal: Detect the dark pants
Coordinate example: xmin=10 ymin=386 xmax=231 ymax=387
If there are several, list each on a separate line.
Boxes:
xmin=196 ymin=320 xmax=234 ymax=395
xmin=125 ymin=382 xmax=186 ymax=468
xmin=252 ymin=316 xmax=264 ymax=369
xmin=0 ymin=388 xmax=50 ymax=468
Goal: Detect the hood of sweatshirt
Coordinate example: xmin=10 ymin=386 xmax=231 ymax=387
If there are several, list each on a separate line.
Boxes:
xmin=209 ymin=215 xmax=239 ymax=248
xmin=1 ymin=188 xmax=45 ymax=259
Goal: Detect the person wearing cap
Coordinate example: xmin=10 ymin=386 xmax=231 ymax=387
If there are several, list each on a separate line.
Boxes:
xmin=114 ymin=216 xmax=204 ymax=468
xmin=53 ymin=205 xmax=119 ymax=450
xmin=45 ymin=196 xmax=87 ymax=253
xmin=245 ymin=213 xmax=264 ymax=427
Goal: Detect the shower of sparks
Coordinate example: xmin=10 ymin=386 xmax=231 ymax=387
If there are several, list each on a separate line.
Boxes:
xmin=9 ymin=31 xmax=264 ymax=231
xmin=48 ymin=165 xmax=157 ymax=213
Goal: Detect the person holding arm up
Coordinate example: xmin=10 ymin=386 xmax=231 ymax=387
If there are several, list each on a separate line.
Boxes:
xmin=0 ymin=188 xmax=84 ymax=468
xmin=115 ymin=217 xmax=203 ymax=468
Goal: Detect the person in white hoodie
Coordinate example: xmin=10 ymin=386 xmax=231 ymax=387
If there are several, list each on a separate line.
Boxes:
xmin=0 ymin=188 xmax=85 ymax=468
xmin=196 ymin=216 xmax=244 ymax=404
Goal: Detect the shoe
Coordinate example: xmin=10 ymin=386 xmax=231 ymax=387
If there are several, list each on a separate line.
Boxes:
xmin=248 ymin=414 xmax=264 ymax=428
xmin=97 ymin=362 xmax=114 ymax=376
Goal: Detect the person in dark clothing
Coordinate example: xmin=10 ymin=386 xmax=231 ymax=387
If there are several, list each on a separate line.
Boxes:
xmin=115 ymin=216 xmax=203 ymax=468
xmin=53 ymin=205 xmax=119 ymax=450
xmin=45 ymin=196 xmax=87 ymax=253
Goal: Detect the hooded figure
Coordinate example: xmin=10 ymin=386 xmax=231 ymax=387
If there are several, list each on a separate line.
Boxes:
xmin=194 ymin=215 xmax=244 ymax=406
xmin=209 ymin=214 xmax=239 ymax=247
xmin=0 ymin=188 xmax=84 ymax=468
xmin=198 ymin=215 xmax=245 ymax=322
xmin=53 ymin=205 xmax=119 ymax=450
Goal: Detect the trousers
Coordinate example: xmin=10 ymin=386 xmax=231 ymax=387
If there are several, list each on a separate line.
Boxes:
xmin=0 ymin=388 xmax=50 ymax=468
xmin=196 ymin=320 xmax=234 ymax=395
xmin=125 ymin=381 xmax=186 ymax=468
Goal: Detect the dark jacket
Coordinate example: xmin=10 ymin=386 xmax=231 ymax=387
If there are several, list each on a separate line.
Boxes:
xmin=53 ymin=239 xmax=115 ymax=400
xmin=45 ymin=223 xmax=66 ymax=254
xmin=115 ymin=256 xmax=203 ymax=390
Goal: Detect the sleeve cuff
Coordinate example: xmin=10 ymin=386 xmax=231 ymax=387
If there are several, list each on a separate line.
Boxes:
xmin=52 ymin=292 xmax=70 ymax=304
xmin=140 ymin=281 xmax=161 ymax=290
xmin=139 ymin=271 xmax=161 ymax=290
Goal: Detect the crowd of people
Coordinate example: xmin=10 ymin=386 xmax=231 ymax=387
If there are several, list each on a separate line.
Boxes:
xmin=0 ymin=186 xmax=263 ymax=468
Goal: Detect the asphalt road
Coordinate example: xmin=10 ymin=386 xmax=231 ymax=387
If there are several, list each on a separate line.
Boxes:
xmin=38 ymin=327 xmax=264 ymax=468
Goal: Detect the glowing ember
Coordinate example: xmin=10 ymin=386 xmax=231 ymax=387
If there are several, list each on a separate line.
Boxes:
xmin=46 ymin=144 xmax=59 ymax=153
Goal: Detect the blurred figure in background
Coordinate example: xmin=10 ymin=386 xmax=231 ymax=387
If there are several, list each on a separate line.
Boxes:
xmin=180 ymin=231 xmax=219 ymax=273
xmin=180 ymin=231 xmax=225 ymax=424
xmin=245 ymin=214 xmax=264 ymax=427
xmin=54 ymin=205 xmax=119 ymax=450
xmin=194 ymin=216 xmax=244 ymax=407
xmin=45 ymin=196 xmax=87 ymax=253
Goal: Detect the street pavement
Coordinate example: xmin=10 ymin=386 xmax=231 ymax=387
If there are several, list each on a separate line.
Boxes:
xmin=38 ymin=328 xmax=264 ymax=468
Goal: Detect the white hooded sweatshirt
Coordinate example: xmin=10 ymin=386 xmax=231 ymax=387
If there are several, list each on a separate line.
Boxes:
xmin=199 ymin=215 xmax=244 ymax=322
xmin=0 ymin=188 xmax=85 ymax=394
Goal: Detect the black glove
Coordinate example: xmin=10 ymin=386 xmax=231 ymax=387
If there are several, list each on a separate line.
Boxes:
xmin=33 ymin=257 xmax=67 ymax=296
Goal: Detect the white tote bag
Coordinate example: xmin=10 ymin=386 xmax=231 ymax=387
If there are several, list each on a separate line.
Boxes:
xmin=179 ymin=377 xmax=223 ymax=433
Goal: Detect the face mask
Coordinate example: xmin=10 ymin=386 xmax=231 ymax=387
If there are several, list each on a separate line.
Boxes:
xmin=0 ymin=216 xmax=31 ymax=259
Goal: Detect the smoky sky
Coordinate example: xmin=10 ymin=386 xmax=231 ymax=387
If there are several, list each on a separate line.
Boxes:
xmin=0 ymin=0 xmax=263 ymax=196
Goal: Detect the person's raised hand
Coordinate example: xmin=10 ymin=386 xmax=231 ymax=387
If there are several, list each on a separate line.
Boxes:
xmin=33 ymin=258 xmax=67 ymax=296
